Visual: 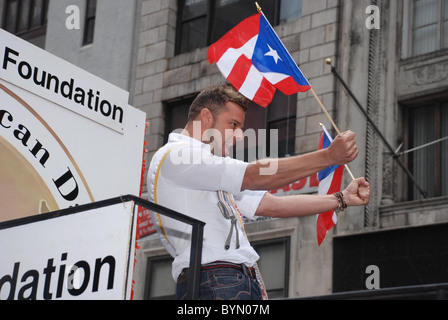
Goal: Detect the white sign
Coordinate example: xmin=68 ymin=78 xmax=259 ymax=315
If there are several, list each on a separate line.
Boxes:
xmin=0 ymin=30 xmax=147 ymax=223
xmin=0 ymin=29 xmax=129 ymax=133
xmin=0 ymin=199 xmax=137 ymax=300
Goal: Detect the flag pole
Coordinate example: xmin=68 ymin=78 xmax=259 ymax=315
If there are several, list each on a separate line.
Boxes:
xmin=320 ymin=123 xmax=356 ymax=181
xmin=311 ymin=87 xmax=342 ymax=136
xmin=310 ymin=71 xmax=356 ymax=181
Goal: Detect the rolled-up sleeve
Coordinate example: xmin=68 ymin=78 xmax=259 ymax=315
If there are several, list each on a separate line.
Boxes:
xmin=234 ymin=190 xmax=267 ymax=220
xmin=162 ymin=144 xmax=249 ymax=195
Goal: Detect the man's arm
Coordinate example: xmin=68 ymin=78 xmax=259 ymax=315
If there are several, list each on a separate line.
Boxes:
xmin=241 ymin=131 xmax=359 ymax=191
xmin=256 ymin=178 xmax=370 ymax=218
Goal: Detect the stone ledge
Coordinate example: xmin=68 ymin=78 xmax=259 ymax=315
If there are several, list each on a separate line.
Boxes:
xmin=379 ymin=196 xmax=448 ymax=229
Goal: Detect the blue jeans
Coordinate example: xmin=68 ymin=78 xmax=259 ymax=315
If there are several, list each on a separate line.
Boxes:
xmin=176 ymin=265 xmax=263 ymax=300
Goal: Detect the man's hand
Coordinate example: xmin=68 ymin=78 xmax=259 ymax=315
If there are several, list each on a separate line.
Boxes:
xmin=327 ymin=131 xmax=359 ymax=165
xmin=343 ymin=178 xmax=370 ymax=207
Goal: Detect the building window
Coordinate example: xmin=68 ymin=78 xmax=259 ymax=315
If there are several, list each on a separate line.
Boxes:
xmin=407 ymin=101 xmax=448 ymax=200
xmin=164 ymin=91 xmax=296 ymax=161
xmin=409 ymin=0 xmax=448 ymax=56
xmin=176 ymin=0 xmax=208 ymax=54
xmin=333 ymin=223 xmax=448 ymax=293
xmin=252 ymin=237 xmax=290 ymax=299
xmin=231 ymin=91 xmax=297 ymax=162
xmin=279 ymin=0 xmax=302 ymax=24
xmin=2 ymin=0 xmax=49 ymax=40
xmin=175 ymin=0 xmax=303 ymax=55
xmin=266 ymin=92 xmax=297 ymax=158
xmin=83 ymin=0 xmax=97 ymax=45
xmin=144 ymin=255 xmax=176 ymax=300
xmin=164 ymin=96 xmax=195 ymax=142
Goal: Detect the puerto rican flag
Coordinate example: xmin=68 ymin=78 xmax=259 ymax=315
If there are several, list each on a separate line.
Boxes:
xmin=208 ymin=12 xmax=311 ymax=107
xmin=316 ymin=125 xmax=344 ymax=246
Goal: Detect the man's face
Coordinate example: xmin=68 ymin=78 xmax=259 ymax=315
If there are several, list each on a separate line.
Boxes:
xmin=208 ymin=102 xmax=245 ymax=157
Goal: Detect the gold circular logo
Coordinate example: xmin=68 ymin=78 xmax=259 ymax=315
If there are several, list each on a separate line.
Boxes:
xmin=0 ymin=83 xmax=94 ymax=223
xmin=0 ymin=135 xmax=59 ymax=222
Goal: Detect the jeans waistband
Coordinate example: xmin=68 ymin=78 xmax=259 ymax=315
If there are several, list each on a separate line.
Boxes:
xmin=177 ymin=261 xmax=256 ymax=283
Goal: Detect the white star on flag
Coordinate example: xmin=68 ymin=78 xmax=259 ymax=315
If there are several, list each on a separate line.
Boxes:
xmin=265 ymin=44 xmax=282 ymax=64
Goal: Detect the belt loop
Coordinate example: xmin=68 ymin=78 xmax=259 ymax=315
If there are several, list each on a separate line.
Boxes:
xmin=242 ymin=264 xmax=256 ymax=280
xmin=242 ymin=264 xmax=250 ymax=277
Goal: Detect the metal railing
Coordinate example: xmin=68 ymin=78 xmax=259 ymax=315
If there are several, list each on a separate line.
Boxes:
xmin=0 ymin=195 xmax=205 ymax=300
xmin=125 ymin=195 xmax=205 ymax=300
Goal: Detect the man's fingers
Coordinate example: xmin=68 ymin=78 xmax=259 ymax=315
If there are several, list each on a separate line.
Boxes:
xmin=340 ymin=130 xmax=356 ymax=142
xmin=344 ymin=178 xmax=371 ymax=206
xmin=357 ymin=178 xmax=371 ymax=204
xmin=332 ymin=131 xmax=359 ymax=164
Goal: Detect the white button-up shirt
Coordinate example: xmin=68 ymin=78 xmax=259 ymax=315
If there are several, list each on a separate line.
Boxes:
xmin=148 ymin=133 xmax=266 ymax=281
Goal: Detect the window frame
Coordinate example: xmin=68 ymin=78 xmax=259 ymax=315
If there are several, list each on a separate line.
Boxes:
xmin=164 ymin=95 xmax=197 ymax=143
xmin=175 ymin=0 xmax=291 ymax=55
xmin=265 ymin=92 xmax=297 ymax=158
xmin=82 ymin=0 xmax=97 ymax=46
xmin=405 ymin=99 xmax=448 ymax=200
xmin=1 ymin=0 xmax=49 ymax=40
xmin=252 ymin=237 xmax=290 ymax=299
xmin=403 ymin=0 xmax=448 ymax=58
xmin=144 ymin=255 xmax=176 ymax=300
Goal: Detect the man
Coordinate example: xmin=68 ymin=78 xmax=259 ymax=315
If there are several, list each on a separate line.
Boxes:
xmin=148 ymin=85 xmax=370 ymax=300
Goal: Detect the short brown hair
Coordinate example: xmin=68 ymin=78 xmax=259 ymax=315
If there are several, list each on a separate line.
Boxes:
xmin=187 ymin=84 xmax=249 ymax=122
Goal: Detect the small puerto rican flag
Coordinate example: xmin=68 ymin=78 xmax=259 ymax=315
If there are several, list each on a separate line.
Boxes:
xmin=316 ymin=125 xmax=344 ymax=246
xmin=208 ymin=12 xmax=311 ymax=107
